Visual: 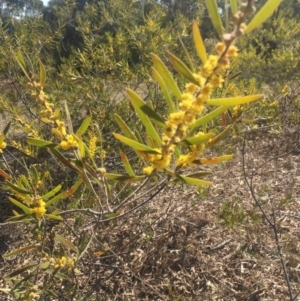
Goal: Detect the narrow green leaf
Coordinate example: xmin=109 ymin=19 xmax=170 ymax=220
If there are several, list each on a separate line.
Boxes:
xmin=227 ymin=71 xmax=242 ymax=81
xmin=45 ymin=214 xmax=63 ymax=221
xmin=64 ymin=100 xmax=73 ymax=134
xmin=77 ymin=138 xmax=86 ymax=159
xmin=113 ymin=133 xmax=160 ymax=154
xmin=48 ymin=148 xmax=80 ymax=172
xmin=120 ymin=147 xmax=135 ymax=176
xmin=176 ymin=174 xmax=212 ymax=186
xmin=206 ymin=94 xmax=262 ymax=106
xmin=208 ymin=125 xmax=232 ymax=147
xmin=30 ymin=165 xmax=39 ymax=187
xmin=179 ymin=132 xmax=215 ymax=146
xmin=3 ymin=121 xmax=11 ymax=135
xmin=51 ymin=271 xmax=69 ymax=280
xmin=20 ymin=175 xmax=30 ymax=189
xmin=139 ymin=104 xmax=167 ymax=129
xmin=4 ymin=246 xmax=37 ymax=258
xmin=229 ymin=0 xmax=237 ymax=14
xmin=151 ymin=53 xmax=182 ymax=100
xmin=126 ymin=88 xmax=161 ymax=143
xmin=114 ymin=114 xmax=136 ymax=139
xmin=190 ymin=106 xmax=230 ymax=129
xmin=41 ymin=184 xmax=62 ymax=201
xmin=8 ymin=197 xmax=32 ymax=214
xmin=104 ymin=173 xmax=146 ymax=182
xmin=206 ymin=0 xmax=224 ymax=36
xmin=246 ymin=0 xmax=283 ymax=34
xmin=178 ymin=35 xmax=195 ymax=72
xmin=4 ymin=264 xmax=37 ymax=277
xmin=27 ymin=138 xmax=57 ymax=148
xmin=45 ymin=179 xmax=82 ymax=207
xmin=75 ymin=116 xmax=92 ymax=137
xmin=167 ymin=52 xmax=198 ymax=85
xmin=39 ymin=59 xmax=46 ymax=88
xmin=103 ymin=212 xmax=120 ymax=219
xmin=152 ymin=67 xmax=175 ymax=112
xmin=15 ymin=50 xmax=30 ymax=80
xmin=43 ymin=290 xmax=58 ymax=298
xmin=193 ymin=21 xmax=207 ymax=64
xmin=134 ymin=129 xmax=145 ymax=144
xmin=6 ymin=214 xmax=31 ymax=222
xmin=6 ymin=181 xmax=31 ymax=195
xmin=114 ymin=114 xmax=144 ymax=161
xmin=55 ymin=233 xmax=78 ymax=253
xmin=184 ymin=171 xmax=212 ymax=178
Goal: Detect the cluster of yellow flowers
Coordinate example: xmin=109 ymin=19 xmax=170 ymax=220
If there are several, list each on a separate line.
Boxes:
xmin=143 ymin=42 xmax=238 ymax=174
xmin=28 ymin=80 xmax=80 ymax=151
xmin=30 ymin=198 xmax=46 ymax=219
xmin=52 ymin=256 xmax=74 ymax=271
xmin=60 ymin=134 xmax=79 ymax=150
xmin=89 ymin=135 xmax=97 ymax=157
xmin=0 ymin=140 xmax=6 ymax=154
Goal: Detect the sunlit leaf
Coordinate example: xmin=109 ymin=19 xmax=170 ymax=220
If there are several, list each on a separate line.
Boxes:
xmin=246 ymin=0 xmax=283 ymax=34
xmin=151 ymin=53 xmax=182 ymax=101
xmin=30 ymin=165 xmax=39 ymax=187
xmin=75 ymin=116 xmax=92 ymax=137
xmin=167 ymin=51 xmax=198 ymax=85
xmin=120 ymin=147 xmax=135 ymax=176
xmin=190 ymin=106 xmax=229 ymax=129
xmin=41 ymin=184 xmax=62 ymax=200
xmin=179 ymin=132 xmax=215 ymax=146
xmin=229 ymin=0 xmax=238 ymax=14
xmin=206 ymin=94 xmax=262 ymax=106
xmin=126 ymin=88 xmax=161 ymax=143
xmin=193 ymin=21 xmax=207 ymax=64
xmin=77 ymin=138 xmax=86 ymax=159
xmin=8 ymin=197 xmax=32 ymax=214
xmin=176 ymin=174 xmax=212 ymax=186
xmin=113 ymin=133 xmax=160 ymax=154
xmin=152 ymin=67 xmax=175 ymax=112
xmin=206 ymin=0 xmax=223 ymax=36
xmin=6 ymin=214 xmax=31 ymax=222
xmin=15 ymin=49 xmax=30 ymax=80
xmin=45 ymin=214 xmax=63 ymax=221
xmin=27 ymin=138 xmax=57 ymax=148
xmin=6 ymin=181 xmax=31 ymax=194
xmin=114 ymin=114 xmax=137 ymax=139
xmin=45 ymin=179 xmax=82 ymax=207
xmin=139 ymin=104 xmax=167 ymax=129
xmin=55 ymin=233 xmax=79 ymax=253
xmin=104 ymin=173 xmax=146 ymax=182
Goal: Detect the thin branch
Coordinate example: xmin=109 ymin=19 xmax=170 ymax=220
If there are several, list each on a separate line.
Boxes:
xmin=270 ymin=201 xmax=293 ymax=300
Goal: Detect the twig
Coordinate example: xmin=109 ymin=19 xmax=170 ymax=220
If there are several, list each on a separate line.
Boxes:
xmin=241 ymin=139 xmax=294 ymax=300
xmin=270 ymin=200 xmax=293 ymax=300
